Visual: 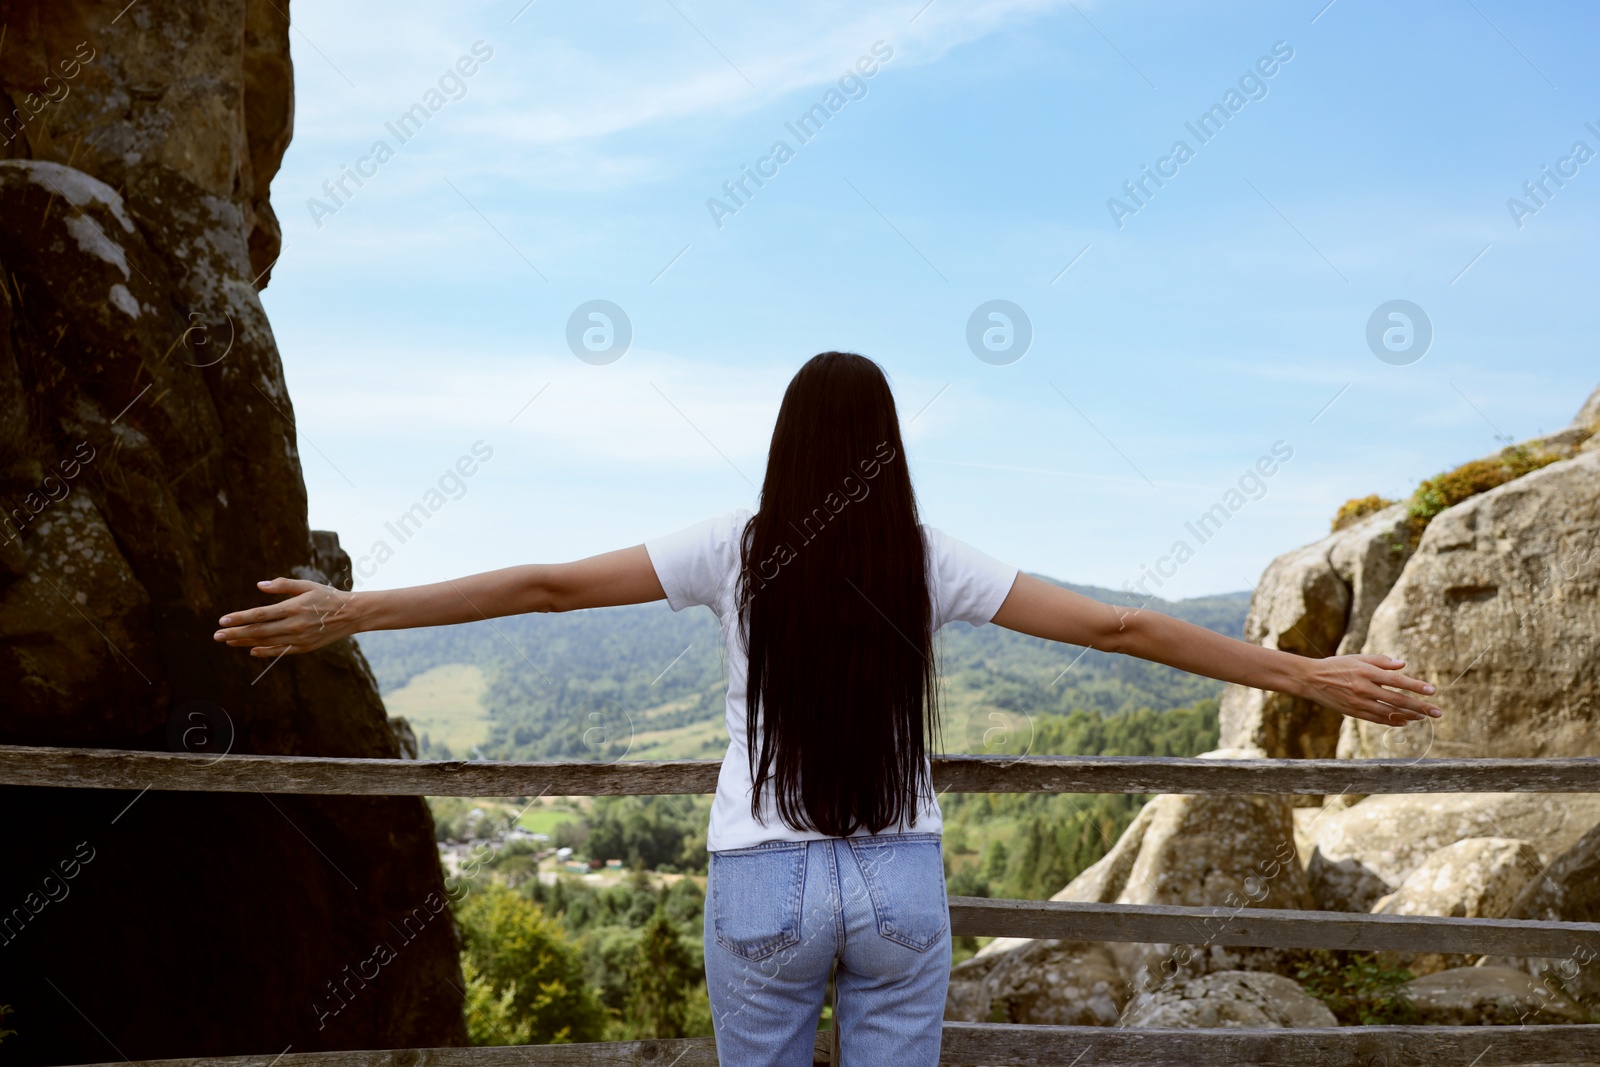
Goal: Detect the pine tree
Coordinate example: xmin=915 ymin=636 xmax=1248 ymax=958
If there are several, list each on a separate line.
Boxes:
xmin=625 ymin=904 xmax=696 ymax=1038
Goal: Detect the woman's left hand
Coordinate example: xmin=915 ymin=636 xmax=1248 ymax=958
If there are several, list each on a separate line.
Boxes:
xmin=1300 ymin=653 xmax=1443 ymax=725
xmin=213 ymin=577 xmax=361 ymax=657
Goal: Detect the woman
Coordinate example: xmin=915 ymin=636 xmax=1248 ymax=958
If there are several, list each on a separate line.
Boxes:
xmin=214 ymin=351 xmax=1441 ymax=1064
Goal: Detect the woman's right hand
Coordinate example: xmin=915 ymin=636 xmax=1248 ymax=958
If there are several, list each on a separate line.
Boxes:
xmin=1300 ymin=654 xmax=1443 ymax=726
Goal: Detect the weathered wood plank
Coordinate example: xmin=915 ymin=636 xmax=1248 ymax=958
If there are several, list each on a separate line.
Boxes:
xmin=939 ymin=1023 xmax=1600 ymax=1066
xmin=0 ymin=745 xmax=722 ymax=796
xmin=5 ymin=745 xmax=1600 ymax=796
xmin=949 ymin=896 xmax=1600 ymax=958
xmin=63 ymin=1025 xmax=1600 ymax=1067
xmin=65 ymin=1039 xmax=724 ymax=1067
xmin=933 ymin=753 xmax=1600 ymax=795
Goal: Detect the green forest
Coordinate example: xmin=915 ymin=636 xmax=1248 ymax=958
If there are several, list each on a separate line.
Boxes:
xmin=432 ymin=697 xmax=1221 ymax=1042
xmin=360 ymin=574 xmax=1245 ymax=763
xmin=367 ymin=575 xmax=1245 ymax=1043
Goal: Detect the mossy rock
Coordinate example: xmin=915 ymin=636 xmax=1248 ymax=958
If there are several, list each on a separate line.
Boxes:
xmin=1331 ymin=494 xmax=1396 ymax=533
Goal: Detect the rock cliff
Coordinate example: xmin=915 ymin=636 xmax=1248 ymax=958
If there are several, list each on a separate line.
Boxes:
xmin=1221 ymin=385 xmax=1600 ymax=763
xmin=948 ymin=749 xmax=1317 ymax=1023
xmin=1349 ymin=446 xmax=1600 ymax=759
xmin=0 ymin=1 xmax=465 ymax=1060
xmin=1217 ymin=503 xmax=1414 ymax=765
xmin=954 ymin=383 xmax=1600 ymax=1032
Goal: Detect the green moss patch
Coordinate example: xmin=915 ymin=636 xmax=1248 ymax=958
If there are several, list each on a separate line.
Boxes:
xmin=1334 ymin=443 xmax=1568 ymax=549
xmin=1330 ymin=495 xmax=1396 ymax=533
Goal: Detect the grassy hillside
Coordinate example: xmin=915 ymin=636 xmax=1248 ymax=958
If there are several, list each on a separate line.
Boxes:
xmin=383 ymin=663 xmax=493 ymax=757
xmin=357 ymin=575 xmax=1248 ymax=762
xmin=388 ymin=574 xmax=1245 ymax=936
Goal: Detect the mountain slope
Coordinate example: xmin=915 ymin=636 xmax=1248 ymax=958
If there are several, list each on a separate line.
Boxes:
xmin=356 ymin=576 xmax=1249 ymax=761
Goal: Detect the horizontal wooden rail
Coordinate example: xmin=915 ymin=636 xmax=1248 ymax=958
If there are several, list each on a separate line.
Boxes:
xmin=937 ymin=1023 xmax=1600 ymax=1065
xmin=34 ymin=742 xmax=1600 ymax=1064
xmin=6 ymin=744 xmax=1600 ymax=796
xmin=949 ymin=896 xmax=1600 ymax=958
xmin=67 ymin=1024 xmax=1600 ymax=1066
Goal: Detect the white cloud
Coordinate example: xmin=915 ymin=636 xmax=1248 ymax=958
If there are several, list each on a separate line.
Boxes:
xmin=286 ymin=0 xmax=1075 ymax=190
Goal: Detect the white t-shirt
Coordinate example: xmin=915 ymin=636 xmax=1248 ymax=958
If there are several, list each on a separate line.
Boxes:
xmin=644 ymin=508 xmax=1020 ymax=851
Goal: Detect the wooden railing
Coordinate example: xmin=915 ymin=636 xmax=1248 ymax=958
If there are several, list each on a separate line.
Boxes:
xmin=8 ymin=744 xmax=1600 ymax=1066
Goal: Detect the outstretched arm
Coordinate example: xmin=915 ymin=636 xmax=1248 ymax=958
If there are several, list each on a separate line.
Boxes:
xmin=213 ymin=545 xmax=665 ymax=657
xmin=989 ymin=573 xmax=1442 ymax=727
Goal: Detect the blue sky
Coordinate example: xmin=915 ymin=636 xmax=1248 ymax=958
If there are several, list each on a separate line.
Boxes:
xmin=262 ymin=0 xmax=1598 ymax=600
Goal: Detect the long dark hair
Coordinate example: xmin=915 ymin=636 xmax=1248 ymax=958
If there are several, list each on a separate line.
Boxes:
xmin=737 ymin=352 xmax=938 ymax=837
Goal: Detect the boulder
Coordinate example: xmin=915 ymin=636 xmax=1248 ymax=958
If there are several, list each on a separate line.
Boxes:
xmin=1221 ymin=385 xmax=1600 ymax=769
xmin=1122 ymin=970 xmax=1337 ymax=1029
xmin=1352 ymin=447 xmax=1600 ymax=760
xmin=1219 ymin=504 xmax=1412 ymax=763
xmin=1404 ymin=966 xmax=1589 ymax=1026
xmin=1114 ymin=773 xmax=1313 ymax=991
xmin=969 ymin=750 xmax=1315 ymax=996
xmin=967 ymin=788 xmax=1162 ymax=963
xmin=1306 ymin=793 xmax=1600 ymax=912
xmin=1485 ymin=823 xmax=1600 ymax=1007
xmin=0 ymin=2 xmax=465 ymax=1061
xmin=1513 ymin=821 xmax=1600 ymax=920
xmin=945 ymin=940 xmax=1127 ymax=1026
xmin=1118 ymin=766 xmax=1312 ymax=914
xmin=1290 ymin=802 xmax=1353 ymax=871
xmin=1375 ymin=837 xmax=1542 ymax=919
xmin=1371 ymin=837 xmax=1542 ymax=975
xmin=1059 ymin=791 xmax=1159 ymax=905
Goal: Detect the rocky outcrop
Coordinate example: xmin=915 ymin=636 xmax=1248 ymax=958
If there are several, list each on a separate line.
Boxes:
xmin=0 ymin=2 xmax=464 ymax=1061
xmin=951 ymin=385 xmax=1600 ymax=1040
xmin=947 ymin=800 xmax=1157 ymax=1018
xmin=1121 ymin=971 xmax=1337 ymax=1028
xmin=1305 ymin=793 xmax=1600 ymax=913
xmin=1574 ymin=383 xmax=1600 ymax=435
xmin=945 ymin=940 xmax=1127 ymax=1026
xmin=1371 ymin=836 xmax=1541 ymax=975
xmin=1374 ymin=837 xmax=1540 ymax=920
xmin=955 ymin=750 xmax=1314 ymax=1005
xmin=1404 ymin=966 xmax=1589 ymax=1026
xmin=1113 ymin=782 xmax=1313 ymax=990
xmin=961 ymin=798 xmax=1162 ymax=968
xmin=1486 ymin=823 xmax=1600 ymax=1007
xmin=1218 ymin=504 xmax=1412 ymax=762
xmin=1222 ymin=385 xmax=1600 ymax=767
xmin=0 ymin=0 xmax=290 ymax=281
xmin=1347 ymin=448 xmax=1600 ymax=759
xmin=1119 ymin=760 xmax=1311 ymax=913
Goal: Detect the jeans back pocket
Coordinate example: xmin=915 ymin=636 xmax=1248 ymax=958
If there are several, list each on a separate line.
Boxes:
xmin=710 ymin=842 xmax=808 ymax=962
xmin=847 ymin=834 xmax=948 ymax=952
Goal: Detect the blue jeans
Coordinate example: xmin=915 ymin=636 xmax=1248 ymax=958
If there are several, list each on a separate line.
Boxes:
xmin=703 ymin=833 xmax=950 ymax=1066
